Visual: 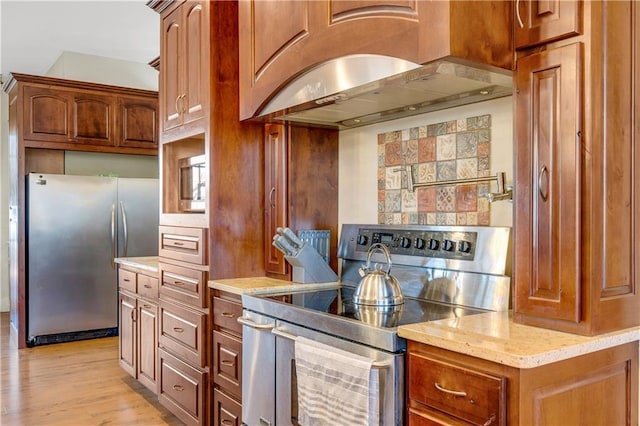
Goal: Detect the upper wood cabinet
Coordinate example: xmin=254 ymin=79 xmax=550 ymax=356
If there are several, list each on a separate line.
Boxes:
xmin=263 ymin=123 xmax=339 ymax=279
xmin=513 ymin=0 xmax=640 ymax=335
xmin=515 ymin=0 xmax=583 ymax=49
xmin=239 ymin=0 xmax=513 ymax=120
xmin=159 ymin=0 xmax=209 ymax=140
xmin=8 ymin=73 xmax=158 ymax=155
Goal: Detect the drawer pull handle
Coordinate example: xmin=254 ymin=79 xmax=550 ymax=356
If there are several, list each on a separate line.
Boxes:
xmin=172 ymin=384 xmax=184 ymax=392
xmin=144 ymin=284 xmax=152 ymax=289
xmin=173 ymin=327 xmax=184 ymax=333
xmin=172 ymin=281 xmax=184 ymax=286
xmin=221 ymin=360 xmax=234 ymax=367
xmin=222 ymin=420 xmax=233 ymax=426
xmin=123 ymin=278 xmax=131 ymax=282
xmin=221 ymin=312 xmax=235 ymax=318
xmin=538 ymin=164 xmax=549 ymax=202
xmin=171 ymin=241 xmax=185 ymax=246
xmin=434 ymin=382 xmax=467 ymax=397
xmin=143 ymin=304 xmax=151 ymax=309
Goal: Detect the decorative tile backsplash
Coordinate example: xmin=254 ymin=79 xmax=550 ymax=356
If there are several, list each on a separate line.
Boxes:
xmin=377 ymin=114 xmax=492 ymax=225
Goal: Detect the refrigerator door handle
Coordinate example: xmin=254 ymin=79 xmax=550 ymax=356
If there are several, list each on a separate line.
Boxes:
xmin=111 ymin=203 xmax=116 ymax=269
xmin=119 ymin=201 xmax=128 ymax=258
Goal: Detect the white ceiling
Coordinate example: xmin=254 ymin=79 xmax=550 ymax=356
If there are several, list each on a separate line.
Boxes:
xmin=0 ymin=0 xmax=159 ymax=82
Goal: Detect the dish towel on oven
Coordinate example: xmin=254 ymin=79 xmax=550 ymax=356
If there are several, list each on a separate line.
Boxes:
xmin=294 ymin=336 xmax=380 ymax=426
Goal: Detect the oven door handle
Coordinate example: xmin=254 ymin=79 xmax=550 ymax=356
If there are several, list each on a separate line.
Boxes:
xmin=271 ymin=327 xmax=392 ymax=369
xmin=237 ymin=316 xmax=276 ymax=330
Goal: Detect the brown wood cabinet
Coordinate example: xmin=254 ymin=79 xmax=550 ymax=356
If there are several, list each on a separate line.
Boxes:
xmin=9 ymin=73 xmax=158 ymax=154
xmin=263 ymin=123 xmax=339 ymax=279
xmin=211 ymin=292 xmax=243 ymax=425
xmin=239 ymin=0 xmax=513 ymax=120
xmin=158 ymin=0 xmax=209 ymax=140
xmin=407 ymin=340 xmax=638 ymax=425
xmin=117 ymin=265 xmax=159 ymax=394
xmin=513 ymin=0 xmax=640 ymax=335
xmin=514 ymin=0 xmax=582 ymax=49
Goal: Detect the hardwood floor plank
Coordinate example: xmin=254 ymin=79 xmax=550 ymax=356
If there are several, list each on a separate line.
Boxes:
xmin=0 ymin=313 xmax=182 ymax=425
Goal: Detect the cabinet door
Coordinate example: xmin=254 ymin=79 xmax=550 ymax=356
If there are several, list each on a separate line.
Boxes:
xmin=212 ymin=388 xmax=242 ymax=426
xmin=514 ymin=43 xmax=582 ymax=322
xmin=515 ymin=0 xmax=582 ymax=49
xmin=71 ymin=92 xmax=116 ymax=146
xmin=264 ymin=123 xmax=288 ymax=275
xmin=22 ymin=86 xmax=72 ymax=143
xmin=160 ymin=5 xmax=183 ymax=132
xmin=118 ymin=95 xmax=159 ymax=149
xmin=119 ymin=292 xmax=137 ymax=377
xmin=137 ymin=301 xmax=158 ymax=393
xmin=181 ymin=0 xmax=208 ymax=127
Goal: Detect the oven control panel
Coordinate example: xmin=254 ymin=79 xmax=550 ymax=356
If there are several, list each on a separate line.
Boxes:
xmin=355 ymin=228 xmax=477 ymax=260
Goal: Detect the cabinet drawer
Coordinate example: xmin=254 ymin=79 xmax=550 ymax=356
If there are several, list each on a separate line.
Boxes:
xmin=158 ymin=348 xmax=207 ymax=426
xmin=119 ymin=269 xmax=137 ymax=293
xmin=138 ymin=274 xmax=159 ymax=300
xmin=212 ymin=388 xmax=242 ymax=426
xmin=159 ymin=299 xmax=207 ymax=368
xmin=159 ymin=225 xmax=207 ymax=265
xmin=213 ymin=297 xmax=242 ymax=335
xmin=159 ymin=262 xmax=207 ymax=308
xmin=212 ymin=330 xmax=242 ymax=400
xmin=409 ymin=353 xmax=505 ymax=426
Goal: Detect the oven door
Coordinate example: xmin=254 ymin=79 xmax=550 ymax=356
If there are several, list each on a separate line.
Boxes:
xmin=272 ymin=320 xmax=405 ymax=426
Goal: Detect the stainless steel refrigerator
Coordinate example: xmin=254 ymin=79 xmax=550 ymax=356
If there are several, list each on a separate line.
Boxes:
xmin=26 ymin=173 xmax=159 ymax=346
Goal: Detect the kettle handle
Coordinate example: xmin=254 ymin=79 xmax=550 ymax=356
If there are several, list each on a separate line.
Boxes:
xmin=365 ymin=243 xmax=393 ymax=274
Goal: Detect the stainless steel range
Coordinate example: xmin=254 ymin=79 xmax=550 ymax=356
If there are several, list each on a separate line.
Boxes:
xmin=240 ymin=224 xmax=511 ymax=426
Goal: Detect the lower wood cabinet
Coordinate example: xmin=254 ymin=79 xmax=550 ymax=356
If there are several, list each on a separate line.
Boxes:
xmin=117 ymin=266 xmax=159 ymax=394
xmin=211 ymin=292 xmax=243 ymax=425
xmin=407 ymin=340 xmax=639 ymax=425
xmin=212 ymin=388 xmax=242 ymax=426
xmin=159 ymin=347 xmax=208 ymax=425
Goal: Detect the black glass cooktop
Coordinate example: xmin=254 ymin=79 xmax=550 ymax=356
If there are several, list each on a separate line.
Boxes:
xmin=259 ymin=286 xmax=485 ymax=329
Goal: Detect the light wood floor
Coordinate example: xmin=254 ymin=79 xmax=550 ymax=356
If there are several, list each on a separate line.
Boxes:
xmin=0 ymin=312 xmax=182 ymax=425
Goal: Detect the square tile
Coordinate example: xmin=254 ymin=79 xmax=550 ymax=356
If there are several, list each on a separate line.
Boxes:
xmin=478 ymin=156 xmax=490 ymax=173
xmin=418 ymin=126 xmax=428 ymax=138
xmin=436 ymin=186 xmax=456 ymax=212
xmin=427 ymin=124 xmax=438 ymax=137
xmin=378 ymin=133 xmax=385 ymax=144
xmin=437 ymin=160 xmax=456 ymax=181
xmin=456 ymin=158 xmax=478 ymax=179
xmin=377 ymin=201 xmax=384 ymax=213
xmin=401 ymin=189 xmax=417 ymax=212
xmin=385 ymin=141 xmax=402 ymax=166
xmin=378 ymin=190 xmax=385 ymax=202
xmin=385 ymin=190 xmax=401 ymax=212
xmin=456 ymin=132 xmax=478 ymax=158
xmin=378 ymin=178 xmax=385 ymax=190
xmin=436 ymin=134 xmax=456 ymax=160
xmin=418 ymin=137 xmax=436 ymax=162
xmin=456 ymin=213 xmax=467 ymax=225
xmin=378 ymin=143 xmax=386 ymax=167
xmin=478 ymin=129 xmax=491 ymax=143
xmin=427 ymin=212 xmax=437 ymax=225
xmin=385 ymin=167 xmax=402 ymax=190
xmin=436 ymin=122 xmax=447 ymax=135
xmin=456 ymin=118 xmax=467 ymax=132
xmin=456 ymin=184 xmax=478 ymax=212
xmin=417 ymin=162 xmax=437 ymax=183
xmin=410 ymin=127 xmax=419 ymax=140
xmin=391 ymin=213 xmax=402 ymax=224
xmin=477 ymin=141 xmax=490 ymax=158
xmin=418 ymin=213 xmax=428 ymax=225
xmin=447 ymin=120 xmax=457 ymax=133
xmin=466 ymin=212 xmax=478 ymax=225
xmin=403 ymin=139 xmax=418 ymax=164
xmin=478 ymin=114 xmax=491 ymax=129
xmin=478 ymin=211 xmax=490 ymax=225
xmin=417 ymin=187 xmax=437 ymax=212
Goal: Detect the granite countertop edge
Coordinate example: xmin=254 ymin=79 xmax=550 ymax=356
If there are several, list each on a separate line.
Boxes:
xmin=114 ymin=256 xmax=159 ymax=273
xmin=208 ymin=276 xmax=341 ymax=296
xmin=397 ymin=311 xmax=640 ymax=369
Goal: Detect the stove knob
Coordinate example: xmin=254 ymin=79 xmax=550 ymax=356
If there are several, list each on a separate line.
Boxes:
xmin=400 ymin=237 xmax=411 ymax=249
xmin=356 ymin=235 xmax=368 ymax=245
xmin=459 ymin=240 xmax=472 ymax=253
xmin=428 ymin=239 xmax=440 ymax=250
xmin=414 ymin=237 xmax=426 ymax=250
xmin=443 ymin=239 xmax=455 ymax=252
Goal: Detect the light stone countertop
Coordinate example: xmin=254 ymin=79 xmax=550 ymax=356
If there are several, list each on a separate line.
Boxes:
xmin=398 ymin=310 xmax=640 ymax=369
xmin=114 ymin=256 xmax=159 ymax=273
xmin=208 ymin=276 xmax=341 ymax=296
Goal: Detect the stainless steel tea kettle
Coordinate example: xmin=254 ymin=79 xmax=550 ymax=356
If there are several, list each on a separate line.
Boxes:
xmin=353 ymin=243 xmax=404 ymax=306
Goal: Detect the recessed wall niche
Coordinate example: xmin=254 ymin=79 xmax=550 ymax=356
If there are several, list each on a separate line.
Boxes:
xmin=378 ymin=114 xmax=492 ymax=225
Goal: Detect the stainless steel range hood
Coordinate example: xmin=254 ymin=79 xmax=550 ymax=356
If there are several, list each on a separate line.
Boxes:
xmin=257 ymin=55 xmax=513 ymax=129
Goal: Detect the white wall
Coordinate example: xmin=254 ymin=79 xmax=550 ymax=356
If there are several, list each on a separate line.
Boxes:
xmin=0 ymin=53 xmax=158 ymax=312
xmin=338 ymin=96 xmax=514 ymax=228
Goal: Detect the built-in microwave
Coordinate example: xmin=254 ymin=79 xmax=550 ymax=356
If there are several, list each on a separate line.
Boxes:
xmin=178 ymin=154 xmax=206 ymax=212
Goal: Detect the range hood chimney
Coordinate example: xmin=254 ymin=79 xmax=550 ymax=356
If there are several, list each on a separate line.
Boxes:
xmin=256 ymin=54 xmax=513 ymax=129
